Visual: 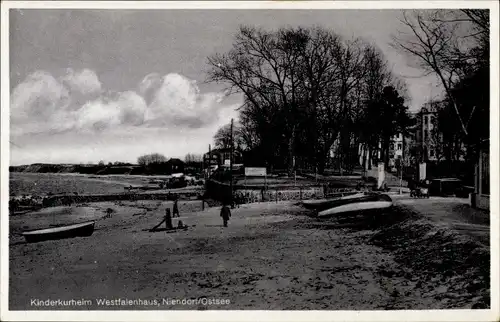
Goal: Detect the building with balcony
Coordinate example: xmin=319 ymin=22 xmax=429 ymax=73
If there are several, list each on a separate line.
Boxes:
xmin=415 ymin=102 xmax=440 ymax=161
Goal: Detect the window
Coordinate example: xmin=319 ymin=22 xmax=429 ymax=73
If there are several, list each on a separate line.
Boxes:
xmin=397 ymin=143 xmax=402 ymax=150
xmin=390 ymin=143 xmax=394 ymax=150
xmin=430 ymin=150 xmax=435 ymax=157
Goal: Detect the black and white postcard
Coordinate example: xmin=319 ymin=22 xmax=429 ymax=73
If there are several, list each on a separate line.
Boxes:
xmin=1 ymin=1 xmax=498 ymax=321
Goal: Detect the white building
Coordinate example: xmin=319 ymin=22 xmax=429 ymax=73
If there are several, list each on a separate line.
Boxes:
xmin=388 ymin=133 xmax=404 ymax=171
xmin=357 ymin=133 xmax=404 ymax=172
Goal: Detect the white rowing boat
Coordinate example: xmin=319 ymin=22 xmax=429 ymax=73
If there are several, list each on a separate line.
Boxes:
xmin=317 ymin=201 xmax=393 ymax=218
xmin=302 ymin=192 xmax=381 ymax=211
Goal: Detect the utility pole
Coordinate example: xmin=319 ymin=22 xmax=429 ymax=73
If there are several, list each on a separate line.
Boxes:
xmin=208 ymin=144 xmax=212 ymax=179
xmin=229 ymin=118 xmax=234 ymax=208
xmin=400 ymin=133 xmax=404 ymax=194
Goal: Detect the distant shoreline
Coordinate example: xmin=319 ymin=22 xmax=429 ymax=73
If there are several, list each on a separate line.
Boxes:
xmin=10 ymin=162 xmax=202 ymax=176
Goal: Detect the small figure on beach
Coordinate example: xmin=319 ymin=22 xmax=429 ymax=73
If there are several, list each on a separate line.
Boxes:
xmin=149 ymin=208 xmax=173 ymax=232
xmin=173 ymin=197 xmax=180 ymax=218
xmin=220 ymin=202 xmax=232 ymax=228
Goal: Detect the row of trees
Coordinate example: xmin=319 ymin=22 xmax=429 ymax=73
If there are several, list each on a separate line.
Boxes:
xmin=136 ymin=153 xmax=204 ymax=166
xmin=137 ymin=153 xmax=168 ymax=166
xmin=208 ymin=25 xmax=410 ymax=175
xmin=393 ymin=9 xmax=489 ymax=165
xmin=184 ymin=153 xmax=203 ymax=164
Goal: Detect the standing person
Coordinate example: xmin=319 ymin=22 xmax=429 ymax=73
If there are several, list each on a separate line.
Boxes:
xmin=173 ymin=197 xmax=180 ymax=218
xmin=220 ymin=202 xmax=231 ymax=228
xmin=408 ymin=178 xmax=415 ymax=191
xmin=165 ymin=208 xmax=173 ymax=230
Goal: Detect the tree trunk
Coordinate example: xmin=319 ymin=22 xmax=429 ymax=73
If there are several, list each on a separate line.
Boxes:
xmin=379 ymin=143 xmax=385 ymax=166
xmin=367 ymin=146 xmax=372 ymax=170
xmin=362 ymin=144 xmax=367 ymax=171
xmin=317 ymin=156 xmax=326 ymax=175
xmin=382 ymin=137 xmax=390 ymax=169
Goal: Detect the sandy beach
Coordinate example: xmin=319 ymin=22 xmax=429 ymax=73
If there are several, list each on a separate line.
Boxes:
xmin=9 ymin=200 xmax=489 ymax=310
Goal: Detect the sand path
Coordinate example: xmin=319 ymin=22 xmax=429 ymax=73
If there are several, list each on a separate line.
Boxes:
xmin=9 ymin=201 xmax=481 ymax=310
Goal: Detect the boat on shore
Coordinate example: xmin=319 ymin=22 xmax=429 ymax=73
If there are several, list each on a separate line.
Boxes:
xmin=21 ymin=221 xmax=95 ymax=243
xmin=302 ymin=192 xmax=381 ymax=211
xmin=317 ymin=200 xmax=393 ymax=218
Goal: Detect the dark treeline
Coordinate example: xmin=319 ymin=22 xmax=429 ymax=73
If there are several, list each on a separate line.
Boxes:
xmin=208 ymin=25 xmax=410 ymax=175
xmin=208 ymin=9 xmax=489 ymax=178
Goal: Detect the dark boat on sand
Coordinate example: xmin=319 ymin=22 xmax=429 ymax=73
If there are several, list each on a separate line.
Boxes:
xmin=21 ymin=221 xmax=95 ymax=243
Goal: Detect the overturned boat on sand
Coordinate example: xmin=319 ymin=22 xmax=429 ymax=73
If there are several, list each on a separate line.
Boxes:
xmin=21 ymin=221 xmax=95 ymax=243
xmin=302 ymin=192 xmax=383 ymax=212
xmin=317 ymin=200 xmax=393 ymax=218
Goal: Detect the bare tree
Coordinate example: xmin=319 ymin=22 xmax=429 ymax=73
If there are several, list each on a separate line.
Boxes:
xmin=213 ymin=122 xmax=248 ymax=151
xmin=392 ymin=9 xmax=489 ymax=139
xmin=208 ymin=25 xmax=408 ymax=174
xmin=208 ymin=26 xmax=312 ymax=174
xmin=428 ymin=116 xmax=446 ymax=162
xmin=356 ymin=43 xmax=393 ymax=170
xmin=184 ymin=153 xmax=203 ymax=163
xmin=213 ymin=124 xmax=233 ymax=150
xmin=137 ymin=153 xmax=167 ymax=166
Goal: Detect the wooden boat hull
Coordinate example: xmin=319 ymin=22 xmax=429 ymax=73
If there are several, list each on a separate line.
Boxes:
xmin=318 ymin=201 xmax=393 ymax=218
xmin=302 ymin=193 xmax=381 ymax=211
xmin=22 ymin=221 xmax=95 ymax=243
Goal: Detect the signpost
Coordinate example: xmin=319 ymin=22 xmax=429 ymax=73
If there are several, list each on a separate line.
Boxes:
xmin=230 ymin=119 xmax=234 ymax=208
xmin=244 ymin=167 xmax=267 ymax=176
xmin=244 ymin=167 xmax=267 ymax=191
xmin=377 ymin=162 xmax=385 ymax=190
xmin=419 ymin=162 xmax=427 ymax=181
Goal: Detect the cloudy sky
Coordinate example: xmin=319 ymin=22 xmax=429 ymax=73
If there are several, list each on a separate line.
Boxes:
xmin=9 ymin=8 xmax=439 ymax=166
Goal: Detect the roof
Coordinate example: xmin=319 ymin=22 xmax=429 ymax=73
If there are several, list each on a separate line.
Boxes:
xmin=204 ymin=147 xmax=242 ymax=155
xmin=167 ymin=158 xmax=184 ymax=164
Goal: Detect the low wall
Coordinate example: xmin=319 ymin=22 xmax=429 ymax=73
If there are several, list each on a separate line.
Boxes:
xmin=238 ymin=187 xmax=324 ymax=203
xmin=205 ymin=179 xmax=232 ymax=202
xmin=472 ymin=193 xmax=490 ymax=212
xmin=206 ymin=179 xmax=357 ymax=203
xmin=40 ymin=191 xmax=201 ymax=208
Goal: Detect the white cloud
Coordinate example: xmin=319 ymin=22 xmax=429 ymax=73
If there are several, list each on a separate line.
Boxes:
xmin=60 ymin=68 xmax=102 ymax=95
xmin=144 ymin=73 xmax=228 ymax=128
xmin=10 ymin=70 xmax=237 ymax=137
xmin=75 ymin=91 xmax=147 ymax=131
xmin=137 ymin=72 xmax=162 ymax=105
xmin=10 ymin=71 xmax=70 ymax=125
